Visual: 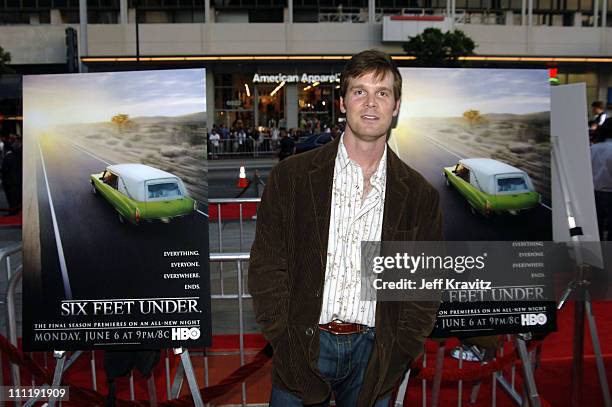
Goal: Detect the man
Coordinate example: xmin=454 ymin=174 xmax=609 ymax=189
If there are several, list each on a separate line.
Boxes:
xmin=589 ymin=100 xmax=608 ymax=130
xmin=249 ymin=50 xmax=442 ymax=406
xmin=209 ymin=129 xmax=220 ymax=159
xmin=589 ymin=101 xmax=608 ymax=141
xmin=278 ymin=128 xmax=295 ymax=161
xmin=591 ymin=118 xmax=612 ymax=240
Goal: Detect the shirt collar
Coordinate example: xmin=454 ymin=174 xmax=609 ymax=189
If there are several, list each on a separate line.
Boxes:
xmin=337 ymin=133 xmax=351 ymax=169
xmin=371 ymin=147 xmax=387 ymax=190
xmin=336 ymin=132 xmax=388 ymax=187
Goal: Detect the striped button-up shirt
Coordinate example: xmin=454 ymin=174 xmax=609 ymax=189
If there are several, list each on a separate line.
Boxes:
xmin=319 ymin=134 xmax=387 ymax=327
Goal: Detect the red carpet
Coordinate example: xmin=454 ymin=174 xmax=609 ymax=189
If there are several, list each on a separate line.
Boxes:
xmin=5 ymin=301 xmax=611 ymax=406
xmin=404 ymin=301 xmax=612 ymax=406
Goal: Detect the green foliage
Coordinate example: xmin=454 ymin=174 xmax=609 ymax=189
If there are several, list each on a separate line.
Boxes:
xmin=463 ymin=110 xmax=484 ymax=127
xmin=402 ymin=28 xmax=476 ymax=67
xmin=0 ymin=46 xmax=15 ymax=74
xmin=111 ymin=114 xmax=133 ymax=132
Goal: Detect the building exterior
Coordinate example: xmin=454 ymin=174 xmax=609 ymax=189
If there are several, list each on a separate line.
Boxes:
xmin=0 ymin=0 xmax=611 ymax=131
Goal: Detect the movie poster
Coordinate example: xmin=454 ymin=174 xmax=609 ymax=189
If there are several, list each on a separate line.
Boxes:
xmin=22 ymin=69 xmax=210 ymax=350
xmin=390 ymin=68 xmax=555 ymax=336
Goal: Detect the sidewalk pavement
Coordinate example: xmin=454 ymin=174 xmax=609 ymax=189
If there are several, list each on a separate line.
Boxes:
xmin=207 ymin=158 xmax=278 ymax=170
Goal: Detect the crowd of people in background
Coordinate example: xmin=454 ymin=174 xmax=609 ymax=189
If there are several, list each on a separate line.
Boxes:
xmin=207 ymin=118 xmax=344 ymax=160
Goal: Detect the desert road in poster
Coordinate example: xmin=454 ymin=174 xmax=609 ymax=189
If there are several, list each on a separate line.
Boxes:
xmin=391 ymin=129 xmax=552 ymax=241
xmin=33 ymin=133 xmax=208 ymax=301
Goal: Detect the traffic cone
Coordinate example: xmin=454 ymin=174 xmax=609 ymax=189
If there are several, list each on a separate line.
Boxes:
xmin=237 ymin=166 xmax=249 ymax=188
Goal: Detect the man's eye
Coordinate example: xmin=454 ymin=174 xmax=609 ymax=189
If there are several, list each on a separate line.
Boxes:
xmin=379 ymin=91 xmax=388 ymax=96
xmin=354 ymin=89 xmax=364 ymax=95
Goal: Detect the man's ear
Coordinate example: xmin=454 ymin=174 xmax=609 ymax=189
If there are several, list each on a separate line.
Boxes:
xmin=340 ymin=96 xmax=346 ymax=114
xmin=392 ymin=98 xmax=401 ymax=117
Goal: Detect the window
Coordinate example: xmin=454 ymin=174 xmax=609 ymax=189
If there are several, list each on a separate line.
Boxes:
xmin=214 ymin=72 xmax=255 ymax=128
xmin=454 ymin=164 xmax=470 ymax=182
xmin=497 ymin=177 xmax=528 ymax=192
xmin=248 ymin=8 xmax=283 ymax=22
xmin=148 ymin=182 xmax=182 ymax=199
xmin=103 ymin=172 xmax=119 ymax=190
xmin=298 ymin=82 xmax=337 ymax=130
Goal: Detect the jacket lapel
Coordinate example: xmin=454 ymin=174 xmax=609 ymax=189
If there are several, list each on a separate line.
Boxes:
xmin=308 ymin=136 xmax=340 ymax=267
xmin=382 ymin=147 xmax=412 ymax=241
xmin=307 ymin=138 xmax=414 ymax=258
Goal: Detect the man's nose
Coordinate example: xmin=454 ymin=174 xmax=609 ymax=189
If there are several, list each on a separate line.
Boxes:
xmin=365 ymin=95 xmax=377 ymax=107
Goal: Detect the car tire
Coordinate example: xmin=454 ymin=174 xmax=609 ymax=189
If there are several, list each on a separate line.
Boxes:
xmin=118 ymin=213 xmax=125 ymax=224
xmin=444 ymin=175 xmax=450 ymax=188
xmin=92 ymin=186 xmax=98 ymax=195
xmin=469 ymin=205 xmax=477 ymax=216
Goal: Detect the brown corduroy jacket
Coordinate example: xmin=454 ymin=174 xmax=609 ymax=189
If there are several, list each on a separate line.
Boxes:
xmin=248 ymin=136 xmax=443 ymax=406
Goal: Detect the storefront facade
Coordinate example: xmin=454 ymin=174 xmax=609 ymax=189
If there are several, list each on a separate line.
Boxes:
xmin=211 ymin=64 xmax=345 ymax=132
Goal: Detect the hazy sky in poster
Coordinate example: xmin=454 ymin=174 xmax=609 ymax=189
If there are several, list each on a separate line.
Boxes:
xmin=398 ymin=69 xmax=550 ymax=119
xmin=392 ymin=67 xmax=551 ymax=242
xmin=23 ymin=69 xmax=206 ymax=127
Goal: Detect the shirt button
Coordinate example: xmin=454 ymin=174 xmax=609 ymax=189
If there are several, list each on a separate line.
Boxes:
xmin=315 ymin=290 xmax=321 ymax=298
xmin=305 ymin=327 xmax=314 ymax=336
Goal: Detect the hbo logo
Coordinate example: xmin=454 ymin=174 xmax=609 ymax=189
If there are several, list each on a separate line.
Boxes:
xmin=172 ymin=327 xmax=201 ymax=340
xmin=520 ymin=313 xmax=547 ymax=326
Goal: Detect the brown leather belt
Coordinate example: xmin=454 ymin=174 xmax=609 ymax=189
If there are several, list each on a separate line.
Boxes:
xmin=319 ymin=320 xmax=369 ymax=335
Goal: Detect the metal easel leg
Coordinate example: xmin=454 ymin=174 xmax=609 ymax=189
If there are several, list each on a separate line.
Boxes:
xmin=394 ymin=369 xmax=411 ymax=407
xmin=431 ymin=341 xmax=446 ymax=407
xmin=170 ymin=356 xmax=184 ymax=399
xmin=514 ymin=337 xmax=541 ymax=407
xmin=147 ymin=373 xmax=158 ymax=407
xmin=174 ymin=348 xmax=204 ymax=407
xmin=48 ymin=351 xmax=66 ymax=407
xmin=585 ymin=293 xmax=612 ymax=407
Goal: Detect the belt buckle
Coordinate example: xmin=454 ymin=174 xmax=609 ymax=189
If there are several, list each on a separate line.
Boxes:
xmin=328 ymin=322 xmax=343 ymax=335
xmin=331 ymin=321 xmax=361 ymax=335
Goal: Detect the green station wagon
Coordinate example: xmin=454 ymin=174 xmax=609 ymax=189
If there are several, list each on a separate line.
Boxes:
xmin=91 ymin=163 xmax=196 ymax=224
xmin=443 ymin=158 xmax=540 ymax=217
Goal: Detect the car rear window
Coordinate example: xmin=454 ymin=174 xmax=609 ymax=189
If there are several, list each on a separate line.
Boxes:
xmin=497 ymin=177 xmax=528 ymax=193
xmin=147 ymin=182 xmax=182 ymax=199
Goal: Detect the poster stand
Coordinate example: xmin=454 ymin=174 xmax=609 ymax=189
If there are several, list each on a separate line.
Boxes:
xmin=448 ymin=336 xmax=538 ymax=406
xmin=173 ymin=347 xmax=204 ymax=407
xmin=48 ymin=350 xmax=66 ymax=407
xmin=551 ymin=135 xmax=612 ymax=407
xmin=29 ymin=349 xmax=184 ymax=407
xmin=419 ymin=335 xmax=541 ymax=407
xmin=512 ymin=334 xmax=541 ymax=407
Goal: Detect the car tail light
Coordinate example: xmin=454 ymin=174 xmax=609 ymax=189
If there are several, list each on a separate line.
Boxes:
xmin=485 ymin=200 xmax=492 ymax=215
xmin=135 ymin=207 xmax=141 ymax=223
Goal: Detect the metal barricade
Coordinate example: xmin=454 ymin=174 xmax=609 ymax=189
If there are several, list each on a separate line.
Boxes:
xmin=209 ymin=198 xmax=259 ymax=300
xmin=209 ymin=253 xmax=251 ymax=406
xmin=2 ymin=242 xmax=23 ymax=397
xmin=208 ymin=137 xmax=278 ymax=160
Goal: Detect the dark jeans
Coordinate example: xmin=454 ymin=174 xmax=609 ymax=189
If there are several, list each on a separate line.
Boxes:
xmin=595 ymin=190 xmax=612 ymax=240
xmin=269 ymin=328 xmax=392 ymax=407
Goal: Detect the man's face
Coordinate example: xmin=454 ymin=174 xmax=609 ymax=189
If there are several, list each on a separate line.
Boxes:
xmin=340 ymin=70 xmax=400 ymax=142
